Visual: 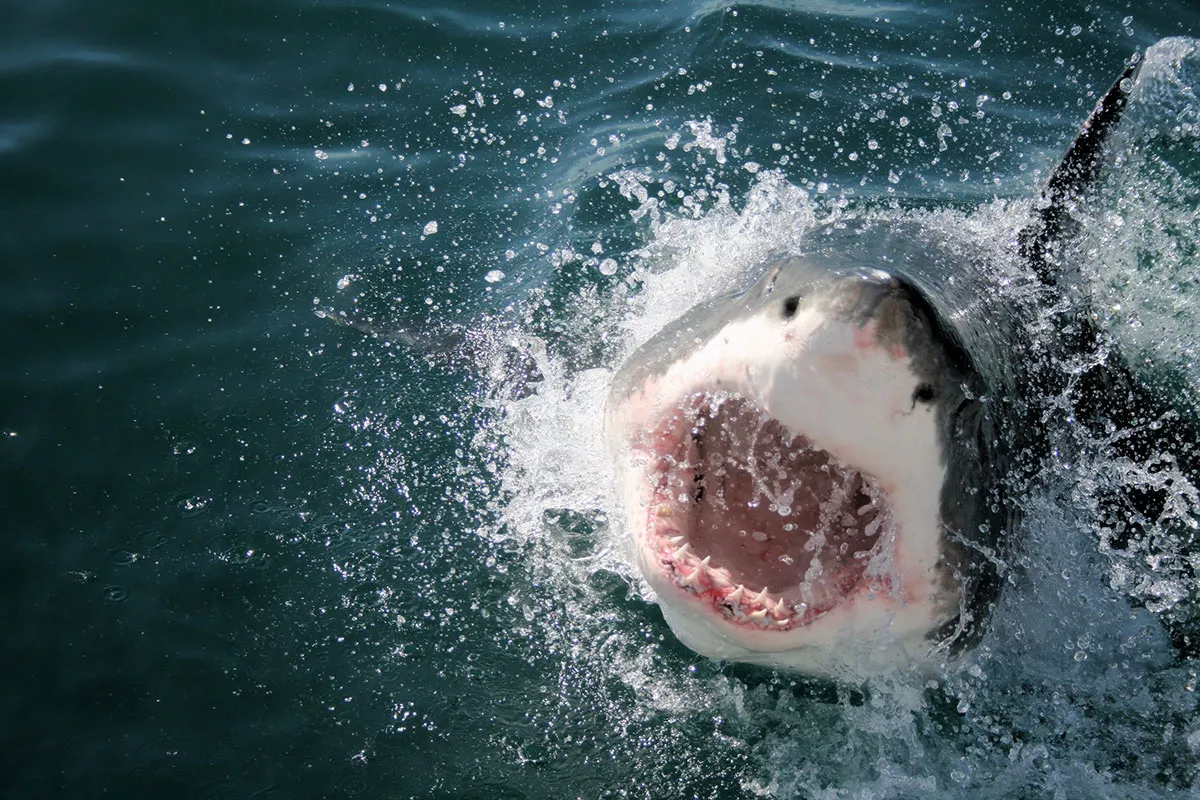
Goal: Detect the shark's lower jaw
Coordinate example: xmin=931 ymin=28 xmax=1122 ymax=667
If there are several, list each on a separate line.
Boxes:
xmin=639 ymin=392 xmax=897 ymax=635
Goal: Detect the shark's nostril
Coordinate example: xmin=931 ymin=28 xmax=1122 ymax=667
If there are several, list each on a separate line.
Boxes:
xmin=782 ymin=295 xmax=801 ymax=319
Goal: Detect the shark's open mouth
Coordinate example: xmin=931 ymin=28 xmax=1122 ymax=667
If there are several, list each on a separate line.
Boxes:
xmin=642 ymin=393 xmax=895 ymax=630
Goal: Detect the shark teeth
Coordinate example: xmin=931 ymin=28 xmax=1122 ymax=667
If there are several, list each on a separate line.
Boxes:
xmin=658 ymin=517 xmax=810 ymax=627
xmin=650 ymin=461 xmax=809 ymax=630
xmin=638 ymin=389 xmax=903 ymax=640
xmin=665 ymin=550 xmax=805 ymax=628
xmin=682 ymin=567 xmax=706 ymax=590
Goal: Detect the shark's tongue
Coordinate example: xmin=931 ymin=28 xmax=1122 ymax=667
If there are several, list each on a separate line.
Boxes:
xmin=687 ymin=396 xmax=883 ymax=609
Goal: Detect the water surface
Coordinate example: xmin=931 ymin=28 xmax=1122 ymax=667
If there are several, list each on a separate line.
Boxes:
xmin=4 ymin=1 xmax=1200 ymax=797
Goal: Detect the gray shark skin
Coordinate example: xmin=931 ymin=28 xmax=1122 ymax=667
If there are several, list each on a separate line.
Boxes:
xmin=605 ymin=50 xmax=1198 ymax=679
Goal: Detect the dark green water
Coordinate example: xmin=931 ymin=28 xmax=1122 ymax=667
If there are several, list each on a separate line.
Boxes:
xmin=4 ymin=1 xmax=1200 ymax=797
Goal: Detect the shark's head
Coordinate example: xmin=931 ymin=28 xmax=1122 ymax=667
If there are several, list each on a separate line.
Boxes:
xmin=607 ymin=248 xmax=1001 ymax=679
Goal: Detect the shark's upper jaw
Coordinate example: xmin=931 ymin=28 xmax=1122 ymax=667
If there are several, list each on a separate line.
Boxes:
xmin=638 ymin=390 xmax=898 ymax=632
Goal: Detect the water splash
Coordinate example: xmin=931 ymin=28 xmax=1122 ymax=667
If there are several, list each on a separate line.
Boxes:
xmin=484 ymin=101 xmax=1200 ymax=791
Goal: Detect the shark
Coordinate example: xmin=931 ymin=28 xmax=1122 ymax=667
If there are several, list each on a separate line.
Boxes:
xmin=604 ymin=52 xmax=1198 ymax=679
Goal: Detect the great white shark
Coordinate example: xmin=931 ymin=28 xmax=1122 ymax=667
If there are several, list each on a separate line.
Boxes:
xmin=605 ymin=50 xmax=1200 ymax=679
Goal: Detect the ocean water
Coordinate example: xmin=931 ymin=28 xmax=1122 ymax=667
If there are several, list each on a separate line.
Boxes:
xmin=4 ymin=1 xmax=1200 ymax=798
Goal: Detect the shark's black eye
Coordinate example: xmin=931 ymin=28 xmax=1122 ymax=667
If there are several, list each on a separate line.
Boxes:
xmin=913 ymin=383 xmax=936 ymax=404
xmin=782 ymin=295 xmax=801 ymax=319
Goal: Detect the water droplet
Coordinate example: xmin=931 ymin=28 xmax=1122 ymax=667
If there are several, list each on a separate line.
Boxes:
xmin=106 ymin=548 xmax=138 ymax=567
xmin=176 ymin=494 xmax=212 ymax=519
xmin=103 ymin=585 xmax=129 ymax=604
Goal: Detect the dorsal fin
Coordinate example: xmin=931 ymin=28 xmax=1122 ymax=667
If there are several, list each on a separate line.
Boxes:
xmin=1019 ymin=55 xmax=1143 ymax=285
